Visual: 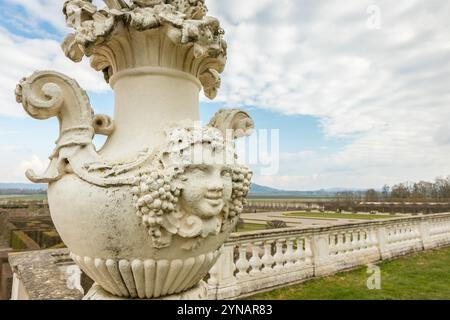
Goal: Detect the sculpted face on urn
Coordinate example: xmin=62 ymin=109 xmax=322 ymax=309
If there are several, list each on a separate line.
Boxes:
xmin=180 ymin=163 xmax=233 ymax=219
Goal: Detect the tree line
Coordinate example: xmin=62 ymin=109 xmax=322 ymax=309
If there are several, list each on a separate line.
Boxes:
xmin=354 ymin=177 xmax=450 ymax=202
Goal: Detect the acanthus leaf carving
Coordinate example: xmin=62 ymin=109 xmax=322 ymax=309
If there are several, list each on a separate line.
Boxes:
xmin=62 ymin=0 xmax=226 ymax=100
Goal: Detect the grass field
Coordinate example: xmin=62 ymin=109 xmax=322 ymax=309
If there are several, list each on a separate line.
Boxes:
xmin=0 ymin=194 xmax=47 ymax=201
xmin=285 ymin=212 xmax=398 ymax=220
xmin=249 ymin=246 xmax=450 ymax=300
xmin=237 ymin=223 xmax=268 ymax=232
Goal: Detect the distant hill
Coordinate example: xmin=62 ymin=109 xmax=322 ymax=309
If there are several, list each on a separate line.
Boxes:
xmin=0 ymin=183 xmax=47 ymax=190
xmin=250 ymin=183 xmax=367 ymax=198
xmin=0 ymin=183 xmax=47 ymax=195
xmin=249 ymin=184 xmax=283 ymax=194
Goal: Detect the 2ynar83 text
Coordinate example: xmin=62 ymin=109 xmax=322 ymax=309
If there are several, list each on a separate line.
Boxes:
xmin=177 ymin=304 xmax=274 ymax=318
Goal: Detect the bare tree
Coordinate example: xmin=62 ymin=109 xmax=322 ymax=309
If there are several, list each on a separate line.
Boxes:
xmin=365 ymin=189 xmax=379 ymax=202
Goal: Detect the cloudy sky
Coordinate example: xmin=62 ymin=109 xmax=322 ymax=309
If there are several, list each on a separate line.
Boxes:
xmin=0 ymin=0 xmax=449 ymax=190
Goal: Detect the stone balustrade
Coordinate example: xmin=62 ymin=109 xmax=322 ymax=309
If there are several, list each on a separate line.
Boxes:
xmin=207 ymin=213 xmax=450 ymax=300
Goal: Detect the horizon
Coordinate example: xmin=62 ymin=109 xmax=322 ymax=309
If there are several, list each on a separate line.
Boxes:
xmin=0 ymin=181 xmax=436 ymax=193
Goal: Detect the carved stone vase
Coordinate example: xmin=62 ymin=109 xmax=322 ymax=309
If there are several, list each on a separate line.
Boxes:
xmin=15 ymin=0 xmax=253 ymax=299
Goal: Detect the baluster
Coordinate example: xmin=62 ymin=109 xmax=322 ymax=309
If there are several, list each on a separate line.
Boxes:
xmin=357 ymin=231 xmax=362 ymax=251
xmin=394 ymin=228 xmax=400 ymax=243
xmin=370 ymin=228 xmax=378 ymax=247
xmin=261 ymin=241 xmax=275 ymax=273
xmin=368 ymin=230 xmax=373 ymax=247
xmin=413 ymin=225 xmax=419 ymax=241
xmin=359 ymin=230 xmax=367 ymax=250
xmin=400 ymin=225 xmax=408 ymax=242
xmin=344 ymin=232 xmax=352 ymax=255
xmin=351 ymin=230 xmax=359 ymax=252
xmin=360 ymin=230 xmax=368 ymax=250
xmin=357 ymin=231 xmax=363 ymax=250
xmin=400 ymin=225 xmax=406 ymax=242
xmin=304 ymin=238 xmax=313 ymax=264
xmin=236 ymin=244 xmax=249 ymax=278
xmin=329 ymin=234 xmax=337 ymax=256
xmin=284 ymin=239 xmax=295 ymax=268
xmin=294 ymin=238 xmax=304 ymax=266
xmin=414 ymin=225 xmax=421 ymax=241
xmin=404 ymin=225 xmax=409 ymax=240
xmin=208 ymin=262 xmax=219 ymax=286
xmin=412 ymin=225 xmax=418 ymax=240
xmin=360 ymin=231 xmax=367 ymax=251
xmin=400 ymin=226 xmax=406 ymax=243
xmin=249 ymin=242 xmax=263 ymax=276
xmin=390 ymin=228 xmax=397 ymax=244
xmin=336 ymin=233 xmax=345 ymax=256
xmin=340 ymin=233 xmax=347 ymax=254
xmin=365 ymin=230 xmax=372 ymax=249
xmin=392 ymin=227 xmax=398 ymax=244
xmin=406 ymin=226 xmax=412 ymax=242
xmin=402 ymin=225 xmax=409 ymax=242
xmin=408 ymin=225 xmax=414 ymax=243
xmin=273 ymin=240 xmax=285 ymax=271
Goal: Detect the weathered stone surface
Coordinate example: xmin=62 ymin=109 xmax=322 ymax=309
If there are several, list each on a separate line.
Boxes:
xmin=8 ymin=249 xmax=84 ymax=300
xmin=84 ymin=281 xmax=209 ymax=300
xmin=15 ymin=0 xmax=253 ymax=300
xmin=62 ymin=0 xmax=226 ymax=99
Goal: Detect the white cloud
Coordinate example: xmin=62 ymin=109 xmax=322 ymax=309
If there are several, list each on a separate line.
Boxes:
xmin=206 ymin=0 xmax=450 ymax=189
xmin=5 ymin=0 xmax=69 ymax=31
xmin=0 ymin=27 xmax=110 ymax=117
xmin=17 ymin=154 xmax=49 ymax=177
xmin=4 ymin=0 xmax=113 ymax=32
xmin=0 ymin=153 xmax=48 ymax=183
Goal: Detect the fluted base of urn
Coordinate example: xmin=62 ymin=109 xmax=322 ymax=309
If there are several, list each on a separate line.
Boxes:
xmin=71 ymin=251 xmax=220 ymax=299
xmin=83 ymin=281 xmax=209 ymax=300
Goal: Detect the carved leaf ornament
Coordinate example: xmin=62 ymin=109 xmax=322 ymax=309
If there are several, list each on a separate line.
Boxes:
xmin=62 ymin=0 xmax=225 ymax=99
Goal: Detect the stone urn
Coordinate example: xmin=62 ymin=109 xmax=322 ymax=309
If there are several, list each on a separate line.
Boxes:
xmin=15 ymin=0 xmax=253 ymax=299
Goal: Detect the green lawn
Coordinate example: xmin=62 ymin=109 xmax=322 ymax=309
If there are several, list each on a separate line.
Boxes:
xmin=249 ymin=246 xmax=450 ymax=300
xmin=237 ymin=223 xmax=268 ymax=232
xmin=285 ymin=212 xmax=398 ymax=220
xmin=0 ymin=194 xmax=47 ymax=201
